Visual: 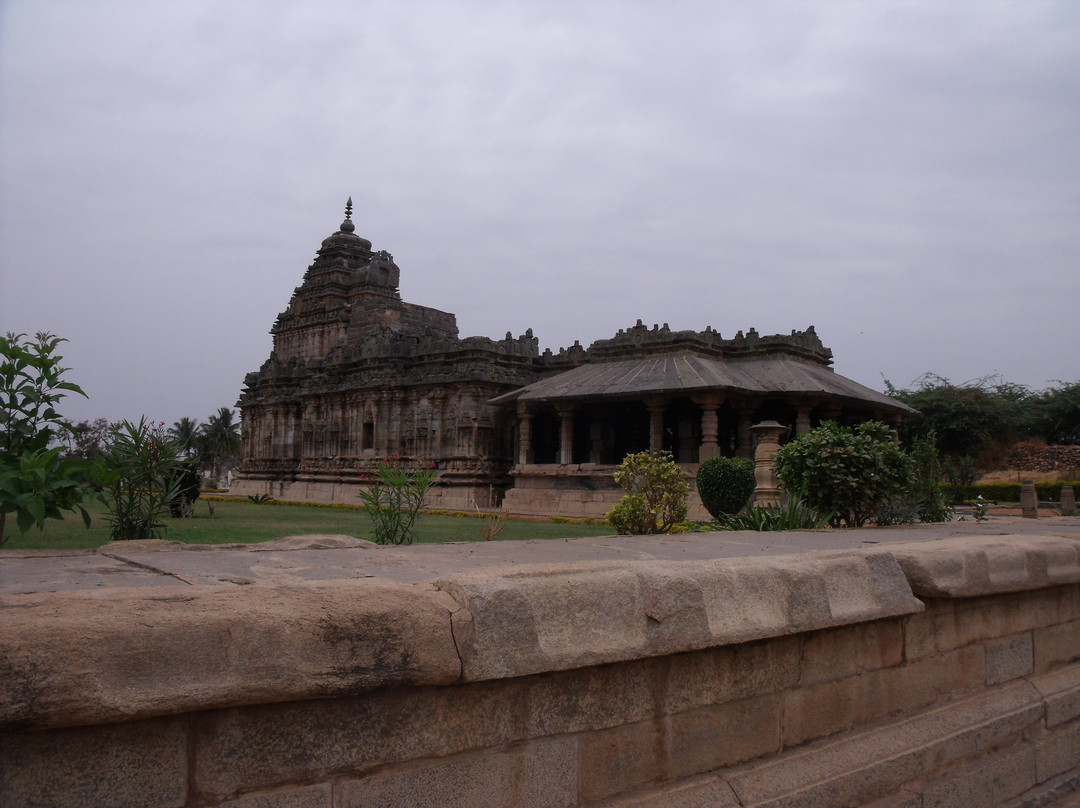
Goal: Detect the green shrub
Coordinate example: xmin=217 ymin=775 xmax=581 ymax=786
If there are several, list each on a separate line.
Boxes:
xmin=102 ymin=418 xmax=183 ymax=541
xmin=720 ymin=498 xmax=830 ymax=531
xmin=607 ymin=451 xmax=689 ymax=535
xmin=167 ymin=460 xmax=201 ymax=517
xmin=775 ymin=420 xmax=912 ymax=528
xmin=696 ymin=456 xmax=756 ymax=520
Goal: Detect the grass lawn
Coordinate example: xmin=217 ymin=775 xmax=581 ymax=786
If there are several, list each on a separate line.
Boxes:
xmin=1 ymin=498 xmax=615 ymax=551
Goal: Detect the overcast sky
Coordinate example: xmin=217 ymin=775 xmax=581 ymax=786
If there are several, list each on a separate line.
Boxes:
xmin=2 ymin=0 xmax=1078 ymax=429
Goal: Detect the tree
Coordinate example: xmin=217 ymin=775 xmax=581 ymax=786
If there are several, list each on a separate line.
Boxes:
xmin=696 ymin=456 xmax=756 ymax=520
xmin=885 ymin=374 xmax=1034 ymax=457
xmin=201 ymin=407 xmax=241 ymax=484
xmin=168 ymin=417 xmax=202 ymax=458
xmin=1 ymin=332 xmax=97 ymax=544
xmin=606 ymin=451 xmax=689 ymax=534
xmin=1031 ymin=382 xmax=1080 ymax=445
xmin=63 ymin=417 xmax=115 ymax=461
xmin=774 ymin=421 xmax=912 ymax=528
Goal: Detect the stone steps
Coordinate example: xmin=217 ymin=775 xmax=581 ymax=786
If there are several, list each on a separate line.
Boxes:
xmin=599 ymin=661 xmax=1080 ymax=808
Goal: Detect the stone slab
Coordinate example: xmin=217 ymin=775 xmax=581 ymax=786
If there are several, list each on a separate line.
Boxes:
xmin=438 ymin=550 xmax=923 ymax=682
xmin=0 ymin=578 xmax=461 ymax=731
xmin=889 ymin=535 xmax=1080 ymax=597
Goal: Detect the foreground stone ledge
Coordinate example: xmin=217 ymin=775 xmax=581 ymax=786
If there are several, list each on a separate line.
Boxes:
xmin=889 ymin=535 xmax=1080 ymax=598
xmin=438 ymin=549 xmax=923 ymax=682
xmin=0 ymin=579 xmax=461 ymax=731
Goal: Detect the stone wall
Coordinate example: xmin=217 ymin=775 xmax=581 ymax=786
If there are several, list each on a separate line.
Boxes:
xmin=3 ymin=537 xmax=1079 ymax=807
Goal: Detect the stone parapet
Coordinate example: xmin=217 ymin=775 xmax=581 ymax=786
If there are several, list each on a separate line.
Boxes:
xmin=2 ymin=533 xmax=1079 ymax=806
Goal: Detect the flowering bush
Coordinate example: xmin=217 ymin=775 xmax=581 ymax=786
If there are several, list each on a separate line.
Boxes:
xmin=102 ymin=418 xmax=183 ymax=541
xmin=357 ymin=455 xmax=438 ymax=545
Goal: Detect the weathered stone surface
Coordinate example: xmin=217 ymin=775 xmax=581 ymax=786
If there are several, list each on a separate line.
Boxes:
xmin=0 ymin=716 xmax=187 ymax=808
xmin=217 ymin=784 xmax=333 ymax=808
xmin=782 ymin=643 xmax=985 ymax=746
xmin=0 ymin=579 xmax=460 ymax=730
xmin=890 ymin=536 xmax=1080 ymax=598
xmin=194 ymin=678 xmax=532 ymax=796
xmin=725 ymin=679 xmax=1043 ymax=808
xmin=904 ymin=587 xmax=1080 ymax=660
xmin=1030 ymin=664 xmax=1080 ymax=728
xmin=913 ymin=745 xmax=1037 ymax=808
xmin=987 ymin=632 xmax=1035 ymax=684
xmin=664 ymin=694 xmax=782 ymax=780
xmin=440 ymin=550 xmax=923 ymax=682
xmin=337 ymin=739 xmax=577 ymax=808
xmin=596 ymin=775 xmax=741 ymax=807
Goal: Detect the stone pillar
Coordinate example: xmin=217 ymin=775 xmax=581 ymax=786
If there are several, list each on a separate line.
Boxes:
xmin=517 ymin=403 xmax=534 ymax=466
xmin=1021 ymin=480 xmax=1039 ymax=519
xmin=589 ymin=421 xmax=604 ymax=464
xmin=795 ymin=406 xmax=812 ymax=436
xmin=737 ymin=409 xmax=755 ymax=459
xmin=698 ymin=403 xmax=720 ymax=461
xmin=556 ymin=403 xmax=576 ymax=465
xmin=1061 ymin=486 xmax=1077 ymax=516
xmin=646 ymin=399 xmax=665 ymax=453
xmin=750 ymin=420 xmax=789 ymax=507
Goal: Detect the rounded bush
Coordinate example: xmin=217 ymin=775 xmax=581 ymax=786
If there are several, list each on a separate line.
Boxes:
xmin=696 ymin=456 xmax=756 ymax=520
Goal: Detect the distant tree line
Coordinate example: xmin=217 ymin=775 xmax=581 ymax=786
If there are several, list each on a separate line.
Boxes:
xmin=885 ymin=374 xmax=1080 ymax=465
xmin=63 ymin=407 xmax=241 ymax=484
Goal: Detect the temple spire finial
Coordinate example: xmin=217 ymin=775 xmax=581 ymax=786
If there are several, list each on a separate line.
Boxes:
xmin=340 ymin=196 xmax=356 ymax=233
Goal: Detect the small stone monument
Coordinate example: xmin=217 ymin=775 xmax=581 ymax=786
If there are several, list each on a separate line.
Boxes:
xmin=1020 ymin=480 xmax=1039 ymax=519
xmin=1061 ymin=486 xmax=1076 ymax=516
xmin=750 ymin=420 xmax=790 ymax=507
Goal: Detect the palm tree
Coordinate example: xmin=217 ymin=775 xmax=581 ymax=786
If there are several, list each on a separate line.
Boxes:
xmin=168 ymin=417 xmax=202 ymax=459
xmin=201 ymin=408 xmax=241 ymax=486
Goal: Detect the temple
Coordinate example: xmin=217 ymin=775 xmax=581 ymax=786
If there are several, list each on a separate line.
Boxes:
xmin=232 ymin=201 xmax=914 ymax=516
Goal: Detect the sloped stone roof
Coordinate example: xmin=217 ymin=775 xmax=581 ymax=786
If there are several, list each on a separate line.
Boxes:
xmin=492 ymin=353 xmax=915 ymax=413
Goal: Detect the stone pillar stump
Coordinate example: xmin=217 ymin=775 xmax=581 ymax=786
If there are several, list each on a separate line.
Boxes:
xmin=750 ymin=420 xmax=789 ymax=507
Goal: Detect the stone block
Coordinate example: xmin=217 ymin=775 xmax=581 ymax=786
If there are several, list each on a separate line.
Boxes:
xmin=665 ymin=694 xmax=782 ymax=780
xmin=889 ymin=536 xmax=1080 ymax=598
xmin=579 ymin=719 xmax=666 ymax=803
xmin=904 ymin=587 xmax=1079 ymax=661
xmin=0 ymin=716 xmax=187 ymax=808
xmin=782 ymin=644 xmax=983 ymax=747
xmin=440 ymin=550 xmax=921 ymax=683
xmin=799 ymin=619 xmax=904 ymax=687
xmin=525 ymin=658 xmax=658 ymax=738
xmin=1035 ymin=618 xmax=1080 ymax=673
xmin=337 ymin=738 xmax=577 ymax=808
xmin=597 ymin=774 xmax=741 ymax=807
xmin=1035 ymin=720 xmax=1080 ymax=782
xmin=987 ymin=633 xmax=1034 ymax=684
xmin=1030 ymin=663 xmax=1080 ymax=728
xmin=218 ymin=783 xmax=332 ymax=808
xmin=0 ymin=579 xmax=461 ymax=731
xmin=915 ymin=745 xmax=1036 ymax=808
xmin=195 ymin=678 xmax=530 ymax=796
xmin=664 ymin=637 xmax=800 ymax=715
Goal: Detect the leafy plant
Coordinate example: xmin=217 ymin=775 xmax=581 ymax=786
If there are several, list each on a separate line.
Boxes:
xmin=720 ymin=498 xmax=830 ymax=531
xmin=972 ymin=495 xmax=989 ymax=522
xmin=357 ymin=456 xmax=438 ymax=545
xmin=247 ymin=493 xmax=273 ymax=505
xmin=102 ymin=418 xmax=183 ymax=541
xmin=774 ymin=420 xmax=912 ymax=528
xmin=696 ymin=456 xmax=756 ymax=520
xmin=474 ymin=503 xmax=507 ymax=541
xmin=1 ymin=332 xmax=98 ymax=544
xmin=167 ymin=460 xmax=202 ymax=517
xmin=606 ymin=450 xmax=689 ymax=535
